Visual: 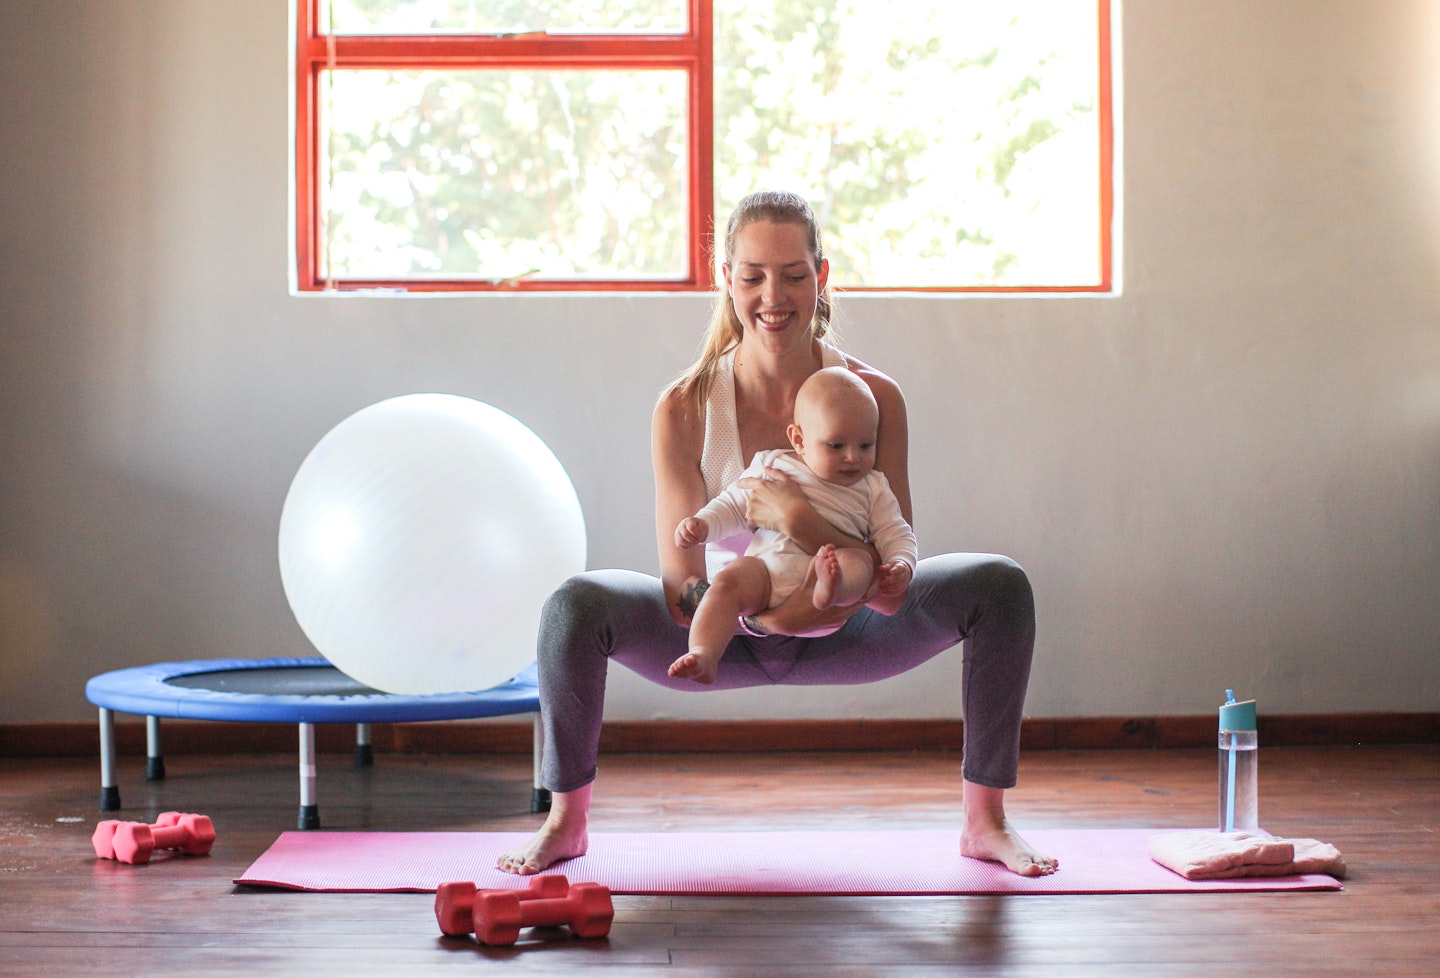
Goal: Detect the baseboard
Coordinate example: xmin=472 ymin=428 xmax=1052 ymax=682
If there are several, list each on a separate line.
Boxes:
xmin=2 ymin=712 xmax=1436 ymax=759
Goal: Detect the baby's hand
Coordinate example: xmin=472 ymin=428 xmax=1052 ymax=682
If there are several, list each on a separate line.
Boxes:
xmin=675 ymin=517 xmax=709 ymax=549
xmin=876 ymin=560 xmax=913 ymax=598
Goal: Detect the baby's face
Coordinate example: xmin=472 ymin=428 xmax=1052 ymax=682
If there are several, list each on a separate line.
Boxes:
xmin=794 ymin=402 xmax=877 ymax=487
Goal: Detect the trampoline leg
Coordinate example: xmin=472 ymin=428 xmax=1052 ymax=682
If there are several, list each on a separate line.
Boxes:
xmin=145 ymin=715 xmax=166 ymax=781
xmin=354 ymin=722 xmax=373 ymax=768
xmin=98 ymin=708 xmax=120 ymax=811
xmin=298 ymin=722 xmax=320 ymax=830
xmin=530 ymin=712 xmax=550 ymax=814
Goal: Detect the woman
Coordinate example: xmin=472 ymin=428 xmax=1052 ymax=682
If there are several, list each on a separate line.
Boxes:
xmin=498 ymin=190 xmax=1057 ymax=878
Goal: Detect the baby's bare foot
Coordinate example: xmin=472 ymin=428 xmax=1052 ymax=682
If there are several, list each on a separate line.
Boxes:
xmin=669 ymin=651 xmax=719 ymax=685
xmin=812 ymin=544 xmax=840 ymax=609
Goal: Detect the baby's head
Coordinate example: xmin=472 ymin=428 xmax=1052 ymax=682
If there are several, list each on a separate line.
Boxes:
xmin=787 ymin=367 xmax=879 ymax=486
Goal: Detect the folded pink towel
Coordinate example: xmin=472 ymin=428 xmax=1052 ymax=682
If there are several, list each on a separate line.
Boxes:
xmin=1148 ymin=831 xmax=1346 ymax=880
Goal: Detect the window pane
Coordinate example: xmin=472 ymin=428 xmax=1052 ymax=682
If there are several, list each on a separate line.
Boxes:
xmin=714 ymin=0 xmax=1101 ymax=288
xmin=320 ymin=69 xmax=689 ymax=282
xmin=322 ymin=0 xmax=687 ymax=35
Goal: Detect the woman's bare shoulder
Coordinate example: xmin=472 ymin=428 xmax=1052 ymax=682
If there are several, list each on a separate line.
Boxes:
xmin=838 ymin=352 xmax=906 ymax=409
xmin=652 ymin=385 xmax=704 ymax=452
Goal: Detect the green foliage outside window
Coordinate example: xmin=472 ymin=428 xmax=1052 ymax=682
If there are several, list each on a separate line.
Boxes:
xmin=317 ymin=0 xmax=1102 ymax=289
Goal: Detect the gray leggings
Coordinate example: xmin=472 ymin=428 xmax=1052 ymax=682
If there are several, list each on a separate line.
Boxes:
xmin=536 ymin=553 xmax=1036 ymax=794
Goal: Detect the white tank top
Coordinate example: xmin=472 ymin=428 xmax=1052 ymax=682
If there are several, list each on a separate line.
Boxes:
xmin=698 ymin=342 xmax=847 ymax=574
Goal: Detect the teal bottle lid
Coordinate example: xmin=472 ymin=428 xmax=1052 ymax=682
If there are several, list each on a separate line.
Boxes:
xmin=1219 ymin=692 xmax=1257 ymax=731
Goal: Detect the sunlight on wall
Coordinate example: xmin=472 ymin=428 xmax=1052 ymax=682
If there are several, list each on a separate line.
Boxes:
xmin=1398 ymin=0 xmax=1440 ymax=425
xmin=1417 ymin=0 xmax=1440 ymax=267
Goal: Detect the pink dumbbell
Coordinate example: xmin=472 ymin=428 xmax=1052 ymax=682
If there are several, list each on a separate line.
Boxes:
xmin=93 ymin=811 xmax=182 ymax=859
xmin=435 ymin=874 xmax=570 ymax=937
xmin=92 ymin=812 xmax=215 ymax=864
xmin=473 ymin=881 xmax=614 ymax=946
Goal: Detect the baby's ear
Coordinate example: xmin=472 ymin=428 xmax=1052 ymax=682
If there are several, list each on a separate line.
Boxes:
xmin=786 ymin=423 xmax=804 ymax=453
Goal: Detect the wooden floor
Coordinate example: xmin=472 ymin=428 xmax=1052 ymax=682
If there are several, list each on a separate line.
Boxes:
xmin=1 ymin=743 xmax=1436 ymax=976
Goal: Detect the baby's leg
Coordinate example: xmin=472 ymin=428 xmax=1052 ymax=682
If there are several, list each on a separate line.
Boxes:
xmin=670 ymin=557 xmax=773 ymax=684
xmin=812 ymin=544 xmax=877 ymax=610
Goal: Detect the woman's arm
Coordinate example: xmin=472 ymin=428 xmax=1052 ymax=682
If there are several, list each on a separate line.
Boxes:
xmin=860 ymin=361 xmax=912 ymax=524
xmin=652 ymin=389 xmax=711 ymax=626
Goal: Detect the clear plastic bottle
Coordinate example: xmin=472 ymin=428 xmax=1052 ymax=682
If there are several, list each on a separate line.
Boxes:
xmin=1218 ymin=691 xmax=1259 ymax=832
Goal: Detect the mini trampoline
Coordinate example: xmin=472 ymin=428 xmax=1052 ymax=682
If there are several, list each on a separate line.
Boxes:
xmin=85 ymin=657 xmax=547 ymax=829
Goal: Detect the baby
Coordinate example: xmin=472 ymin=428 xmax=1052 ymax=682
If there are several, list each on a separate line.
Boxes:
xmin=669 ymin=367 xmax=918 ymax=684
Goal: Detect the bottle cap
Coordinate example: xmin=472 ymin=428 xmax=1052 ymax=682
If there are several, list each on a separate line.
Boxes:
xmin=1218 ymin=698 xmax=1257 ymax=731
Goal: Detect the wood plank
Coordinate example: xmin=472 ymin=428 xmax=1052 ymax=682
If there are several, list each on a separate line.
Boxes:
xmin=0 ymin=744 xmax=1435 ymax=977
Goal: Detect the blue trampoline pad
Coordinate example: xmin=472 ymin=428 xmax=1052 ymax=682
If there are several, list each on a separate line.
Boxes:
xmin=85 ymin=657 xmax=540 ymax=724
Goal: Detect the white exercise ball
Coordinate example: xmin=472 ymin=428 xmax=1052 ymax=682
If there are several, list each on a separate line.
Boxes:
xmin=277 ymin=393 xmax=586 ymax=695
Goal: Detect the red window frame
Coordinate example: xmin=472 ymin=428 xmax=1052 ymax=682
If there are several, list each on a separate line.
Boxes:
xmin=293 ymin=0 xmax=1111 ymax=294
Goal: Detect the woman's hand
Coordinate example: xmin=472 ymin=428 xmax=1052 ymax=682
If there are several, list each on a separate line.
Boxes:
xmin=737 ymin=466 xmax=876 ymax=562
xmin=866 ymin=560 xmax=913 ymax=616
xmin=735 ymin=466 xmax=808 ymax=536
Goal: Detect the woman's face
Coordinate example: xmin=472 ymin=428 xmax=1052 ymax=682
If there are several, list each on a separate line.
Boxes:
xmin=724 ymin=220 xmax=829 ymax=353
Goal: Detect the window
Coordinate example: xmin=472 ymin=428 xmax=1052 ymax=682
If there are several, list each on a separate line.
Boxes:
xmin=293 ymin=1 xmax=1113 ymax=293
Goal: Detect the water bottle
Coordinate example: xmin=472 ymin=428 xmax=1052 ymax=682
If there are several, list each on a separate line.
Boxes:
xmin=1218 ymin=690 xmax=1258 ymax=832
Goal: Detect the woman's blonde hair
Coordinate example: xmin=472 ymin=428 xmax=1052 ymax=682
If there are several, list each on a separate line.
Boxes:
xmin=663 ymin=190 xmax=837 ymax=409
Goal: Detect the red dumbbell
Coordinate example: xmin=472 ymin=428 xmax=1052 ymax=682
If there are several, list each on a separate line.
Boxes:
xmin=92 ymin=813 xmax=215 ymax=864
xmin=92 ymin=812 xmax=185 ymax=860
xmin=434 ymin=874 xmax=570 ymax=937
xmin=473 ymin=881 xmax=613 ymax=946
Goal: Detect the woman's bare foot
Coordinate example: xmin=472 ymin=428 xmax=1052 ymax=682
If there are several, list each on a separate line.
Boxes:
xmin=669 ymin=650 xmax=719 ymax=684
xmin=496 ymin=785 xmax=591 ymax=875
xmin=812 ymin=544 xmax=841 ymax=609
xmin=959 ymin=781 xmax=1058 ymax=877
xmin=961 ymin=820 xmax=1058 ymax=877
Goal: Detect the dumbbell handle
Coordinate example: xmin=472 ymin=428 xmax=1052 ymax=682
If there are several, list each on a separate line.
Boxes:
xmin=515 ymin=894 xmax=584 ymax=928
xmin=146 ymin=822 xmax=207 ymax=850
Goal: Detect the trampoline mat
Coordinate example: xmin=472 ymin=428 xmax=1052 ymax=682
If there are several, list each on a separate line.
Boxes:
xmin=166 ymin=666 xmax=379 ymax=697
xmin=87 ymin=657 xmax=540 ymax=723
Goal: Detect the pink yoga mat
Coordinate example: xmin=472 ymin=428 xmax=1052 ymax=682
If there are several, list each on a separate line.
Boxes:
xmin=235 ymin=829 xmax=1342 ymax=895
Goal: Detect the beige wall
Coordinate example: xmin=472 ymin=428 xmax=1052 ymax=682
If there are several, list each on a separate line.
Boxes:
xmin=2 ymin=1 xmax=1438 ymax=724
